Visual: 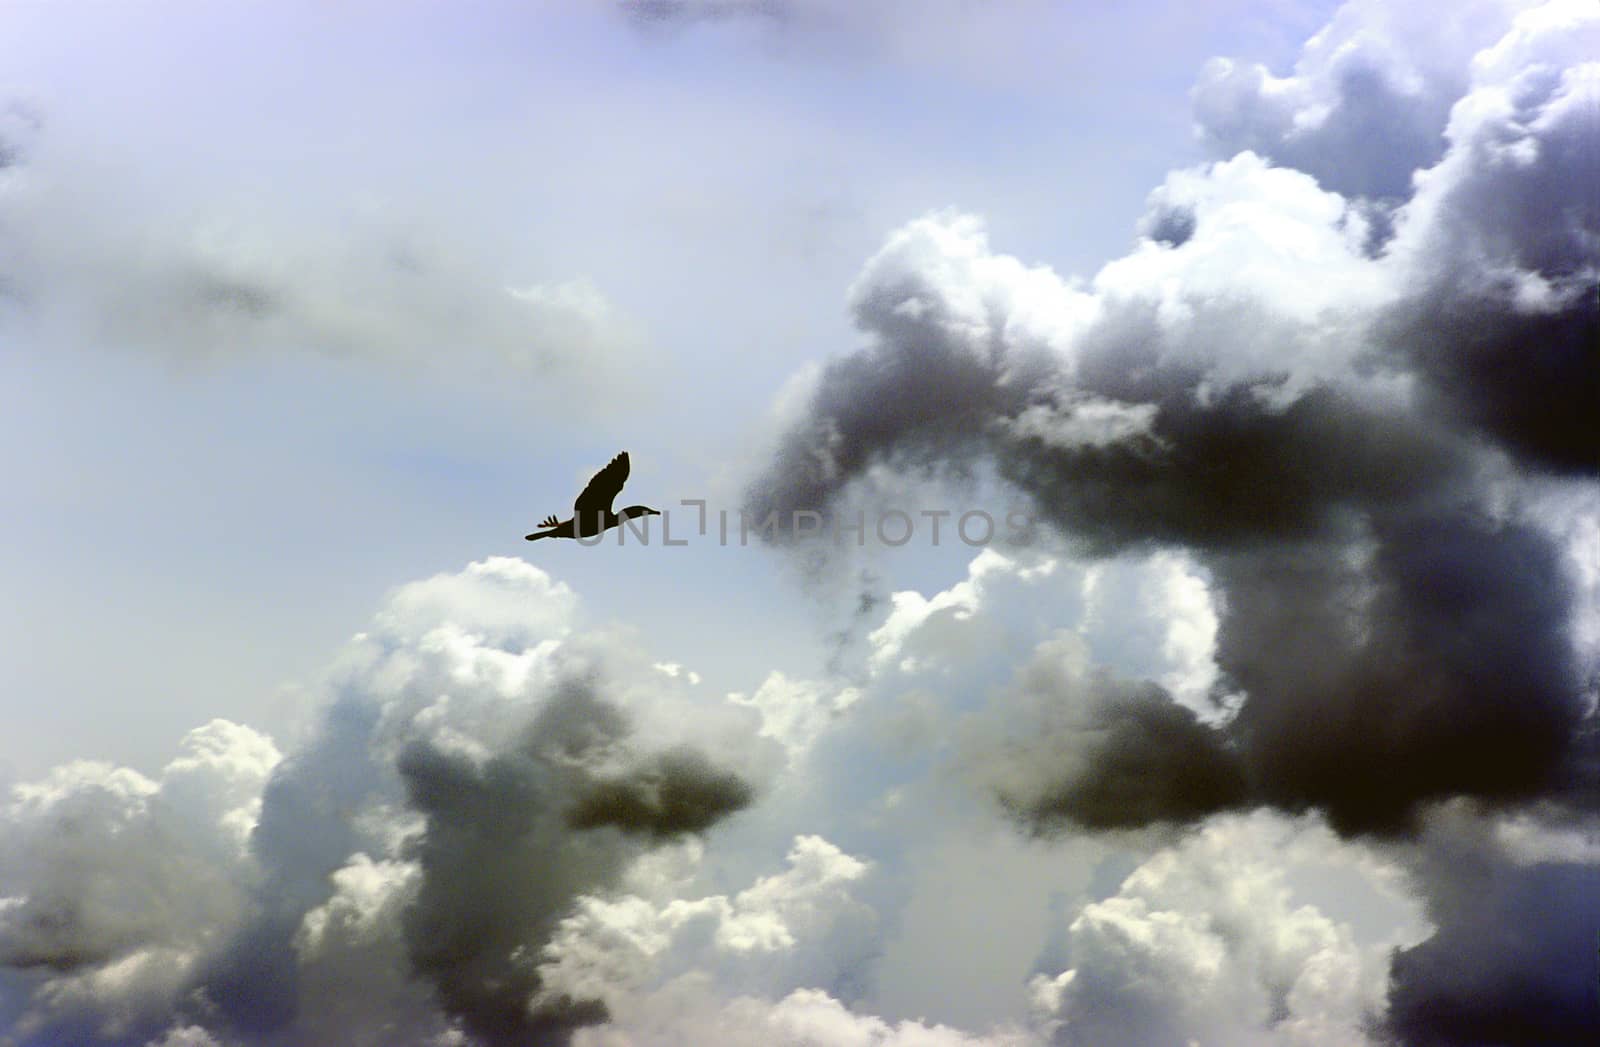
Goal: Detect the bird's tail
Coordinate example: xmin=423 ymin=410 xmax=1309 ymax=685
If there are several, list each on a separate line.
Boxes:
xmin=526 ymin=514 xmax=561 ymax=540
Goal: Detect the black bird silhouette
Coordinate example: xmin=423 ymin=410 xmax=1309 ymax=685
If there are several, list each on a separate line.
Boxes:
xmin=525 ymin=452 xmax=660 ymax=541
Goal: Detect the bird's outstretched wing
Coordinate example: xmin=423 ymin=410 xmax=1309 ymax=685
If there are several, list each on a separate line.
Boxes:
xmin=574 ymin=452 xmax=630 ymax=517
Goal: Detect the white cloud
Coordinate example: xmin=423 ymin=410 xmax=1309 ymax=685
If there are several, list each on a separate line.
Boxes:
xmin=143 ymin=1024 xmax=229 ymax=1047
xmin=867 ymin=549 xmax=1039 ymax=677
xmin=0 ymin=722 xmax=278 ymax=1040
xmin=1033 ymin=812 xmax=1424 ymax=1047
xmin=541 ymin=834 xmax=875 ymax=1012
xmin=729 ymin=672 xmax=861 ymax=760
xmin=578 ymin=984 xmax=1040 ymax=1047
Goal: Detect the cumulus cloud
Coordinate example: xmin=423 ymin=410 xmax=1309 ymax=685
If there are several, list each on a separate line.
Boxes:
xmin=745 ymin=0 xmax=1598 ymax=840
xmin=1030 ymin=812 xmax=1421 ymax=1046
xmin=541 ymin=834 xmax=876 ymax=1012
xmin=744 ymin=3 xmax=1598 ymax=1037
xmin=1385 ymin=802 xmax=1600 ymax=1044
xmin=973 ymin=633 xmax=1248 ymax=832
xmin=580 ymin=986 xmax=1037 ymax=1047
xmin=1191 ymin=0 xmax=1522 ymax=201
xmin=0 ymin=721 xmax=278 ymax=1043
xmin=0 ymin=558 xmax=769 ymax=1046
xmin=1379 ymin=0 xmax=1600 ymax=475
xmin=729 ymin=672 xmax=862 ymax=760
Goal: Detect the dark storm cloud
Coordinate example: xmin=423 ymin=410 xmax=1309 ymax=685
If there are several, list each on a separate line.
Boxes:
xmin=396 ymin=679 xmax=753 ymax=1047
xmin=198 ymin=697 xmax=386 ymax=1036
xmin=1215 ymin=512 xmax=1586 ymax=835
xmin=1387 ymin=813 xmax=1600 ymax=1044
xmin=1380 ymin=57 xmax=1600 ymax=476
xmin=396 ymin=738 xmax=614 ymax=1047
xmin=1391 ymin=291 xmax=1599 ymax=477
xmin=179 ymin=673 xmax=752 ymax=1047
xmin=745 ymin=230 xmax=1061 ymax=530
xmin=996 ymin=379 xmax=1470 ymax=555
xmin=566 ymin=747 xmax=755 ymax=839
xmin=986 ymin=511 xmax=1589 ymax=842
xmin=994 ymin=670 xmax=1249 ymax=832
xmin=751 ymin=247 xmax=1594 ymax=836
xmin=745 ymin=3 xmax=1599 ymax=839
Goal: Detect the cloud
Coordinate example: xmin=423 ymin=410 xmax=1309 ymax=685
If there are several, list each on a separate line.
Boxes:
xmin=620 ymin=0 xmax=790 ymax=28
xmin=729 ymin=672 xmax=862 ymax=760
xmin=541 ymin=834 xmax=876 ymax=1010
xmin=566 ymin=749 xmax=756 ymax=839
xmin=0 ymin=558 xmax=768 ymax=1046
xmin=739 ymin=7 xmax=1598 ymax=1036
xmin=1378 ymin=0 xmax=1600 ymax=475
xmin=578 ymin=985 xmax=1039 ymax=1047
xmin=1191 ymin=0 xmax=1522 ymax=201
xmin=5 ymin=3 xmax=1596 ymax=1043
xmin=0 ymin=721 xmax=278 ymax=1044
xmin=144 ymin=1026 xmax=230 ymax=1047
xmin=972 ymin=633 xmax=1248 ymax=831
xmin=1386 ymin=803 xmax=1600 ymax=1044
xmin=744 ymin=0 xmax=1598 ymax=840
xmin=0 ymin=110 xmax=645 ymax=411
xmin=1030 ymin=812 xmax=1420 ymax=1047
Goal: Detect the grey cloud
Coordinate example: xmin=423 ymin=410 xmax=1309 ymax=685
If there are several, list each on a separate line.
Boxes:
xmin=1 ymin=560 xmax=761 ymax=1047
xmin=1193 ymin=52 xmax=1452 ymax=201
xmin=740 ymin=7 xmax=1598 ymax=1039
xmin=980 ymin=636 xmax=1247 ymax=833
xmin=1190 ymin=0 xmax=1518 ymax=201
xmin=1380 ymin=46 xmax=1600 ymax=476
xmin=0 ymin=722 xmax=279 ymax=1043
xmin=395 ymin=735 xmax=613 ymax=1047
xmin=1389 ymin=860 xmax=1600 ymax=1044
xmin=393 ymin=677 xmax=753 ymax=1046
xmin=746 ymin=1 xmax=1599 ymax=841
xmin=1215 ymin=512 xmax=1587 ymax=836
xmin=197 ymin=697 xmax=388 ymax=1037
xmin=566 ymin=748 xmax=756 ymax=839
xmin=751 ymin=223 xmax=1591 ymax=836
xmin=1387 ymin=809 xmax=1600 ymax=1045
xmin=1390 ymin=291 xmax=1598 ymax=477
xmin=0 ymin=107 xmax=644 ymax=412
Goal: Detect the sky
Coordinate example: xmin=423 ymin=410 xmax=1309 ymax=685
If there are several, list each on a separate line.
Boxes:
xmin=0 ymin=1 xmax=1596 ymax=1045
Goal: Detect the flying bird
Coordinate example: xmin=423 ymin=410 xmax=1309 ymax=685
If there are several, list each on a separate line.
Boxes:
xmin=525 ymin=451 xmax=660 ymax=541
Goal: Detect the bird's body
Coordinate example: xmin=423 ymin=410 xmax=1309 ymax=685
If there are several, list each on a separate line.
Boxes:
xmin=525 ymin=452 xmax=660 ymax=541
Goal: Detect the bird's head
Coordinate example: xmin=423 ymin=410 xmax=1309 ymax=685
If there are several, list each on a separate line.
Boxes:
xmin=620 ymin=505 xmax=661 ymax=519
